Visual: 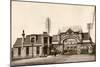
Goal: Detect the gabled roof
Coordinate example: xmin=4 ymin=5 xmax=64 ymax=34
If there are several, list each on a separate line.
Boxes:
xmin=60 ymin=26 xmax=82 ymax=33
xmin=14 ymin=38 xmax=22 ymax=45
xmin=60 ymin=28 xmax=82 ymax=35
xmin=66 ymin=28 xmax=73 ymax=34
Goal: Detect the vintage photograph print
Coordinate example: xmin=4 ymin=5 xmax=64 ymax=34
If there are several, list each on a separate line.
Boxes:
xmin=11 ymin=0 xmax=96 ymax=66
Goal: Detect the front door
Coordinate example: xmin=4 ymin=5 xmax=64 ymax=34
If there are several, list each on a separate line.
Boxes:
xmin=43 ymin=45 xmax=48 ymax=56
xmin=36 ymin=46 xmax=40 ymax=55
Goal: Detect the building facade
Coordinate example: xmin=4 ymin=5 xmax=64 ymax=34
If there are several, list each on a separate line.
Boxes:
xmin=12 ymin=28 xmax=95 ymax=59
xmin=12 ymin=31 xmax=52 ymax=59
xmin=52 ymin=28 xmax=94 ymax=55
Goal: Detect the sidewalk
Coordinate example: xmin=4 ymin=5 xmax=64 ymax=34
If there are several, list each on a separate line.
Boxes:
xmin=11 ymin=54 xmax=95 ymax=66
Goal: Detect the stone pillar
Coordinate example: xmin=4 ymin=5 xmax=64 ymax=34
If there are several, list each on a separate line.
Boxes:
xmin=33 ymin=47 xmax=37 ymax=57
xmin=42 ymin=36 xmax=44 ymax=56
xmin=32 ymin=44 xmax=34 ymax=57
xmin=62 ymin=43 xmax=64 ymax=55
xmin=47 ymin=36 xmax=50 ymax=55
xmin=39 ymin=46 xmax=43 ymax=56
xmin=77 ymin=45 xmax=81 ymax=54
xmin=88 ymin=45 xmax=93 ymax=54
xmin=42 ymin=36 xmax=44 ymax=55
xmin=21 ymin=47 xmax=26 ymax=58
xmin=13 ymin=48 xmax=18 ymax=58
xmin=29 ymin=47 xmax=32 ymax=57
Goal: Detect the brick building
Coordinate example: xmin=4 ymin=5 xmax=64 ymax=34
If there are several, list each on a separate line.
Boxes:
xmin=12 ymin=31 xmax=52 ymax=59
xmin=52 ymin=28 xmax=95 ymax=55
xmin=12 ymin=28 xmax=95 ymax=59
xmin=12 ymin=18 xmax=95 ymax=59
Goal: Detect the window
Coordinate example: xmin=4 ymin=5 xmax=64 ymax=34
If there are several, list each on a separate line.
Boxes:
xmin=44 ymin=37 xmax=48 ymax=44
xmin=31 ymin=37 xmax=35 ymax=43
xmin=67 ymin=47 xmax=69 ymax=49
xmin=18 ymin=47 xmax=21 ymax=56
xmin=37 ymin=46 xmax=40 ymax=54
xmin=26 ymin=47 xmax=29 ymax=55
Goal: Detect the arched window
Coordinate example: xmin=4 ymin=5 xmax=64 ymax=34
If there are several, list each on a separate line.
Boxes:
xmin=31 ymin=37 xmax=35 ymax=43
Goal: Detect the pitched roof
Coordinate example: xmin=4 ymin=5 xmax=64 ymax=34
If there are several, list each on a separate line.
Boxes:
xmin=36 ymin=35 xmax=42 ymax=44
xmin=60 ymin=26 xmax=82 ymax=33
xmin=60 ymin=28 xmax=82 ymax=35
xmin=15 ymin=38 xmax=22 ymax=44
xmin=66 ymin=28 xmax=73 ymax=34
xmin=13 ymin=38 xmax=22 ymax=47
xmin=13 ymin=34 xmax=43 ymax=47
xmin=13 ymin=36 xmax=32 ymax=47
xmin=24 ymin=36 xmax=31 ymax=44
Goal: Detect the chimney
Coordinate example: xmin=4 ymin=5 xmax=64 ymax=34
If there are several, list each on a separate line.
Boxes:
xmin=87 ymin=23 xmax=93 ymax=35
xmin=45 ymin=17 xmax=51 ymax=35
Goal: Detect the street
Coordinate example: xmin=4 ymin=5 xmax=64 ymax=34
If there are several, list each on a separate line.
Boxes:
xmin=11 ymin=54 xmax=96 ymax=66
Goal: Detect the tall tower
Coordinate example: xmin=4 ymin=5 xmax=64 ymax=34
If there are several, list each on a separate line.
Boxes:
xmin=22 ymin=30 xmax=25 ymax=48
xmin=46 ymin=17 xmax=51 ymax=35
xmin=45 ymin=17 xmax=51 ymax=55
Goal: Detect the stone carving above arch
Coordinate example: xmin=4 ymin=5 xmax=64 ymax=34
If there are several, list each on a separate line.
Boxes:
xmin=61 ymin=34 xmax=81 ymax=44
xmin=63 ymin=38 xmax=78 ymax=45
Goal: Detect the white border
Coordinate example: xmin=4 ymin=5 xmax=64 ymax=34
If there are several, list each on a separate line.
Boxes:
xmin=0 ymin=0 xmax=98 ymax=67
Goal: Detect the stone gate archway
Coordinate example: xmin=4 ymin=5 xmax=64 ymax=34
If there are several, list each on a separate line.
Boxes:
xmin=62 ymin=35 xmax=80 ymax=55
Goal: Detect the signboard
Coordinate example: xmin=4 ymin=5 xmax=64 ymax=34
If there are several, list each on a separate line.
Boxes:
xmin=52 ymin=42 xmax=59 ymax=44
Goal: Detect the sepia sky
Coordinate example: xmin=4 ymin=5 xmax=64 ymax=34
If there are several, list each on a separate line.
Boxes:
xmin=12 ymin=1 xmax=95 ymax=46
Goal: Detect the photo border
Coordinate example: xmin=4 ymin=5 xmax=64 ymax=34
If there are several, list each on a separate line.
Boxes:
xmin=10 ymin=0 xmax=96 ymax=66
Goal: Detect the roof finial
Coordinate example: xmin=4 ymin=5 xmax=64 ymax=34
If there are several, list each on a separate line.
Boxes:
xmin=22 ymin=30 xmax=25 ymax=48
xmin=22 ymin=30 xmax=25 ymax=37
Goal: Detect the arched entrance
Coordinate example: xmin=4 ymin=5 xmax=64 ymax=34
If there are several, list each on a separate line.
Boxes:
xmin=43 ymin=45 xmax=48 ymax=56
xmin=62 ymin=38 xmax=78 ymax=55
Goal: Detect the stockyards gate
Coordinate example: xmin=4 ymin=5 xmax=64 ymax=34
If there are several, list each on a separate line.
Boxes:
xmin=52 ymin=28 xmax=95 ymax=55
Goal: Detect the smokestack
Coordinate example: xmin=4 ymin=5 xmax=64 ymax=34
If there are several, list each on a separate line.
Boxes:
xmin=45 ymin=17 xmax=51 ymax=55
xmin=45 ymin=17 xmax=51 ymax=35
xmin=87 ymin=23 xmax=93 ymax=33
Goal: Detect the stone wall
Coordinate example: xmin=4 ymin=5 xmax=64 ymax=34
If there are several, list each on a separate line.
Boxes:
xmin=13 ymin=46 xmax=43 ymax=59
xmin=13 ymin=48 xmax=18 ymax=58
